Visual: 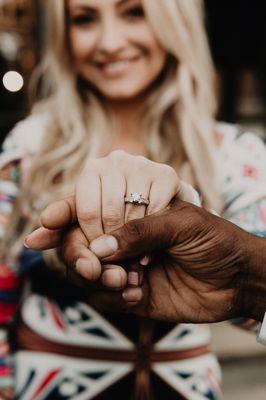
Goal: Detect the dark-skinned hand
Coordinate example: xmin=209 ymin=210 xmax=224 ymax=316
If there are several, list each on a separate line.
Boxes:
xmin=25 ymin=197 xmax=266 ymax=323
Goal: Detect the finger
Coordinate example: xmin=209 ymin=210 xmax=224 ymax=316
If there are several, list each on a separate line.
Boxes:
xmin=101 ymin=264 xmax=127 ymax=290
xmin=76 ymin=161 xmax=104 ymax=242
xmin=126 ymin=257 xmax=145 ymax=286
xmin=87 ymin=290 xmax=127 ymax=312
xmin=147 ymin=173 xmax=201 ymax=216
xmin=139 ymin=255 xmax=150 ymax=267
xmin=176 ymin=181 xmax=201 ymax=206
xmin=62 ymin=226 xmax=102 ymax=282
xmin=75 ymin=255 xmax=102 ymax=282
xmin=101 ymin=171 xmax=126 ymax=234
xmin=66 ymin=266 xmax=101 ymax=289
xmin=24 ymin=227 xmax=62 ymax=250
xmin=41 ymin=196 xmax=76 ymax=229
xmin=124 ymin=169 xmax=151 ymax=288
xmin=146 ymin=166 xmax=179 ymax=215
xmin=122 ymin=287 xmax=143 ymax=306
xmin=124 ymin=158 xmax=152 ymax=223
xmin=89 ymin=199 xmax=188 ymax=261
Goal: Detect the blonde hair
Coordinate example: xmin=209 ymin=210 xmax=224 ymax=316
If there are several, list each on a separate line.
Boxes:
xmin=2 ymin=0 xmax=223 ymax=259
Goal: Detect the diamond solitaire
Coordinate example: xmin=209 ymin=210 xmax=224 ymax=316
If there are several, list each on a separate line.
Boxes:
xmin=124 ymin=192 xmax=150 ymax=206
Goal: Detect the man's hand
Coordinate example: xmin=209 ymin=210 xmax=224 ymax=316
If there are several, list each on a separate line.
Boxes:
xmin=25 ymin=198 xmax=266 ymax=323
xmin=86 ymin=198 xmax=266 ymax=323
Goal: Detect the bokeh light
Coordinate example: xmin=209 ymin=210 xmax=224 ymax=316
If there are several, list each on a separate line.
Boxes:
xmin=2 ymin=70 xmax=24 ymax=92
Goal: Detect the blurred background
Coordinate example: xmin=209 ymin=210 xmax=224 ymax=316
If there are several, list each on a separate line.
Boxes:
xmin=0 ymin=1 xmax=266 ymax=399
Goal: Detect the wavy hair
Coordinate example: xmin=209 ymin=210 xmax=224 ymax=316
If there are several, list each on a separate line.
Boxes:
xmin=2 ymin=0 xmax=223 ymax=260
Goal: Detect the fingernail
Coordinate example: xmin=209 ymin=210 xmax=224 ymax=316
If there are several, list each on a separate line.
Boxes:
xmin=75 ymin=258 xmax=95 ymax=279
xmin=75 ymin=258 xmax=88 ymax=275
xmin=90 ymin=235 xmax=118 ymax=258
xmin=139 ymin=255 xmax=150 ymax=266
xmin=102 ymin=270 xmax=122 ymax=288
xmin=128 ymin=271 xmax=139 ymax=286
xmin=23 ymin=237 xmax=30 ymax=248
xmin=122 ymin=288 xmax=143 ymax=302
xmin=191 ymin=188 xmax=201 ymax=206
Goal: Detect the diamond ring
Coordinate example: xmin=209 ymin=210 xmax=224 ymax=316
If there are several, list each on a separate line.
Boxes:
xmin=124 ymin=192 xmax=150 ymax=206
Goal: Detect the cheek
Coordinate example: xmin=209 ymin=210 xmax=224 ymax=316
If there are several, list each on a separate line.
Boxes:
xmin=132 ymin=26 xmax=167 ymax=70
xmin=70 ymin=30 xmax=96 ymax=64
xmin=150 ymin=45 xmax=167 ymax=71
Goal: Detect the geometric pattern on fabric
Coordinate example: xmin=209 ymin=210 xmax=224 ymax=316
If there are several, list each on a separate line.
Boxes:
xmin=17 ymin=296 xmax=224 ymax=399
xmin=153 ymin=354 xmax=222 ymax=400
xmin=0 ymin=328 xmax=14 ymax=400
xmin=154 ymin=324 xmax=211 ymax=351
xmin=15 ymin=351 xmax=133 ymax=400
xmin=22 ymin=295 xmax=134 ymax=350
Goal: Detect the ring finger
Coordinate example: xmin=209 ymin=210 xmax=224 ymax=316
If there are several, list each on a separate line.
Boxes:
xmin=124 ymin=175 xmax=152 ymax=223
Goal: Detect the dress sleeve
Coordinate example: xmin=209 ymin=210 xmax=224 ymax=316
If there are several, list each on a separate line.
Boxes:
xmin=0 ymin=131 xmax=25 ymax=400
xmin=217 ymin=123 xmax=266 ymax=216
xmin=217 ymin=124 xmax=266 ymax=333
xmin=0 ymin=130 xmax=25 ymax=326
xmin=0 ymin=115 xmax=48 ymax=399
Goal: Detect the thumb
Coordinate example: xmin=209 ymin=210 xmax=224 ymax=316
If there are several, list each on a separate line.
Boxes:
xmin=89 ymin=209 xmax=176 ymax=262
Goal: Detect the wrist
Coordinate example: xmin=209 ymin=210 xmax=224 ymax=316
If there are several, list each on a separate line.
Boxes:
xmin=240 ymin=234 xmax=266 ymax=321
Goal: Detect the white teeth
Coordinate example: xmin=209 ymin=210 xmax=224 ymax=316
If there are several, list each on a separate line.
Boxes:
xmin=101 ymin=60 xmax=130 ymax=72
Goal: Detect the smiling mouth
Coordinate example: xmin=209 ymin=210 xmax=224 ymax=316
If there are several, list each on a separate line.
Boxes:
xmin=93 ymin=57 xmax=140 ymax=76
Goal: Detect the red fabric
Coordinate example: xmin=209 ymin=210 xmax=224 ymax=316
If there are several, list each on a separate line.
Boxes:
xmin=0 ymin=264 xmax=20 ymax=290
xmin=0 ymin=303 xmax=18 ymax=324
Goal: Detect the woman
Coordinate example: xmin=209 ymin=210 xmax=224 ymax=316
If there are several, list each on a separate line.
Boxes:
xmin=1 ymin=0 xmax=266 ymax=399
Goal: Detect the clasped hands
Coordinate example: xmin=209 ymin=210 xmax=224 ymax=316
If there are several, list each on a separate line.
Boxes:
xmin=25 ymin=151 xmax=263 ymax=323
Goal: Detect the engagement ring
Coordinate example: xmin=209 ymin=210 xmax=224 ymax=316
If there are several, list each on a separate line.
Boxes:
xmin=124 ymin=192 xmax=150 ymax=206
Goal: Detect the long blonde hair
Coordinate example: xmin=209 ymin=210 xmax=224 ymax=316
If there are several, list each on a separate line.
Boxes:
xmin=2 ymin=0 xmax=223 ymax=259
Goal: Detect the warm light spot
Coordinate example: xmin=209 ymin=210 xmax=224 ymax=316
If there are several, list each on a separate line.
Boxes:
xmin=2 ymin=71 xmax=24 ymax=92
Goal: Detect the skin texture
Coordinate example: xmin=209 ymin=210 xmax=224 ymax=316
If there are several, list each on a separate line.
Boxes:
xmin=83 ymin=199 xmax=266 ymax=323
xmin=24 ymin=152 xmax=197 ymax=290
xmin=68 ymin=0 xmax=167 ymax=100
xmin=25 ymin=197 xmax=266 ymax=323
xmin=74 ymin=150 xmax=181 ymax=245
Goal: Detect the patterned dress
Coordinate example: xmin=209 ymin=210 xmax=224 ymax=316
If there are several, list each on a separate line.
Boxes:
xmin=0 ymin=117 xmax=265 ymax=400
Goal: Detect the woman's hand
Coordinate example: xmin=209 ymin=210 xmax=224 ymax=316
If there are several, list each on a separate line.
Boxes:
xmin=25 ymin=151 xmax=198 ymax=291
xmin=75 ymin=150 xmax=181 ymax=239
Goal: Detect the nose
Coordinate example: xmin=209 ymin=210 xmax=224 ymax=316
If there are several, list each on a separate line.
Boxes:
xmin=98 ymin=18 xmax=126 ymax=55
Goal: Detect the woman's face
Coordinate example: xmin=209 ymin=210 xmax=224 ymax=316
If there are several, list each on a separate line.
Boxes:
xmin=68 ymin=0 xmax=167 ymax=100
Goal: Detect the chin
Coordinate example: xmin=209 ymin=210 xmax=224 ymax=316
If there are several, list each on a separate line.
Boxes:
xmin=98 ymin=78 xmax=155 ymax=101
xmin=103 ymin=92 xmax=140 ymax=101
xmin=98 ymin=87 xmax=144 ymax=101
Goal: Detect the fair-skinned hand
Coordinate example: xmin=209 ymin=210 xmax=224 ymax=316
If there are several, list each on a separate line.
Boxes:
xmin=25 ymin=151 xmax=198 ymax=291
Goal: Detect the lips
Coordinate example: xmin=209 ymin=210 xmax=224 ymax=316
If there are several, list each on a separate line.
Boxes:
xmin=92 ymin=57 xmax=140 ymax=77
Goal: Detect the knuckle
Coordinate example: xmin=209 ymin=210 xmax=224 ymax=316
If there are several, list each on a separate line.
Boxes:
xmin=78 ymin=209 xmax=99 ymax=225
xmin=161 ymin=165 xmax=178 ymax=180
xmin=102 ymin=210 xmax=123 ymax=228
xmin=135 ymin=155 xmax=150 ymax=169
xmin=83 ymin=157 xmax=101 ymax=173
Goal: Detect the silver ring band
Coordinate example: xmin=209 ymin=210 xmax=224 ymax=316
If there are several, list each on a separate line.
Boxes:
xmin=124 ymin=192 xmax=150 ymax=206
